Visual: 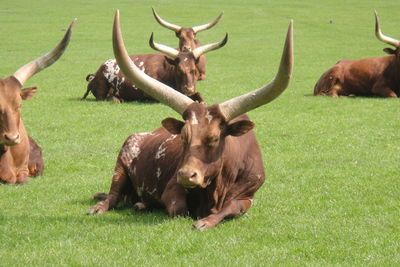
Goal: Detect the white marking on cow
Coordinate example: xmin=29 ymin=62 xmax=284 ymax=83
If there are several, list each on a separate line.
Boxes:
xmin=249 ymin=199 xmax=254 ymax=207
xmin=120 ymin=132 xmax=152 ymax=167
xmin=137 ymin=181 xmax=145 ymax=197
xmin=147 ymin=188 xmax=157 ymax=195
xmin=155 ymin=135 xmax=177 ymax=159
xmin=156 ymin=167 xmax=162 ymax=180
xmin=191 ymin=111 xmax=198 ymax=125
xmin=103 ymin=59 xmax=125 ymax=97
xmin=205 ymin=111 xmax=213 ymax=123
xmin=184 ymin=57 xmax=188 ymax=62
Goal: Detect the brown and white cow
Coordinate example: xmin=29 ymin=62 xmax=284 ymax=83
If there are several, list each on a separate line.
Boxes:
xmin=88 ymin=11 xmax=294 ymax=231
xmin=314 ymin=11 xmax=400 ymax=97
xmin=81 ymin=33 xmax=227 ymax=103
xmin=152 ymin=7 xmax=223 ymax=80
xmin=0 ymin=20 xmax=76 ymax=184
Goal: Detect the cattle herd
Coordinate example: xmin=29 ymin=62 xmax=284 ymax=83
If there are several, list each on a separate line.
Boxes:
xmin=0 ymin=9 xmax=398 ymax=230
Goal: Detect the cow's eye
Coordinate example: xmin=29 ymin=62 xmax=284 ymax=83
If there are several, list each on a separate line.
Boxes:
xmin=206 ymin=136 xmax=219 ymax=147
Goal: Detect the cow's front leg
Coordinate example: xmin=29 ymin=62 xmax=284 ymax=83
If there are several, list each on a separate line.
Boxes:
xmin=161 ymin=180 xmax=188 ymax=217
xmin=87 ymin=162 xmax=127 ymax=215
xmin=193 ymin=199 xmax=253 ymax=231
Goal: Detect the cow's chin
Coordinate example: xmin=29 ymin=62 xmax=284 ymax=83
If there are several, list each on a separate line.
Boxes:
xmin=178 ymin=177 xmax=211 ymax=189
xmin=0 ymin=138 xmax=20 ymax=147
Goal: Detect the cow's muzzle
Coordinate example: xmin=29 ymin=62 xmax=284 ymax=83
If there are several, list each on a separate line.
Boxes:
xmin=3 ymin=133 xmax=21 ymax=146
xmin=177 ymin=168 xmax=204 ymax=188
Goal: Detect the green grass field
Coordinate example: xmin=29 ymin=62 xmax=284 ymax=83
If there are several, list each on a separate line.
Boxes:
xmin=0 ymin=0 xmax=399 ymax=265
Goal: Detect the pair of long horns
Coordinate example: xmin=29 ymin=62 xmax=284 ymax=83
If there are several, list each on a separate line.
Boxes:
xmin=375 ymin=11 xmax=400 ymax=47
xmin=12 ymin=19 xmax=77 ymax=86
xmin=149 ymin=32 xmax=228 ymax=59
xmin=152 ymin=7 xmax=223 ymax=34
xmin=113 ymin=10 xmax=294 ymax=121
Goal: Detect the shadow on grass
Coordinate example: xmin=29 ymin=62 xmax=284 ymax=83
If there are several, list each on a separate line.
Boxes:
xmin=304 ymin=94 xmax=399 ymax=100
xmin=76 ymin=196 xmax=173 ymax=226
xmin=68 ymin=97 xmax=160 ymax=105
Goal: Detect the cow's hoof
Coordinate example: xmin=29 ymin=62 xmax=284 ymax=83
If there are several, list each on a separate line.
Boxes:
xmin=193 ymin=218 xmax=214 ymax=231
xmin=87 ymin=201 xmax=109 ymax=215
xmin=17 ymin=177 xmax=29 ymax=184
xmin=133 ymin=202 xmax=147 ymax=212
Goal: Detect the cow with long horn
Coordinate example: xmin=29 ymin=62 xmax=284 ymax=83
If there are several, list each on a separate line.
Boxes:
xmin=81 ymin=32 xmax=227 ymax=103
xmin=0 ymin=20 xmax=76 ymax=184
xmin=88 ymin=11 xmax=293 ymax=230
xmin=152 ymin=7 xmax=223 ymax=80
xmin=314 ymin=11 xmax=400 ymax=97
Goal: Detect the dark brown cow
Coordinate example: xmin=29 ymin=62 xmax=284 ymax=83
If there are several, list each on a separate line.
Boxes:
xmin=0 ymin=20 xmax=76 ymax=184
xmin=88 ymin=11 xmax=294 ymax=231
xmin=81 ymin=33 xmax=227 ymax=103
xmin=152 ymin=7 xmax=223 ymax=80
xmin=314 ymin=12 xmax=400 ymax=97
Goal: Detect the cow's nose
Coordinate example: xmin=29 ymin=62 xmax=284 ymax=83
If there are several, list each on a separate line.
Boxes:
xmin=4 ymin=133 xmax=20 ymax=144
xmin=177 ymin=169 xmax=198 ymax=187
xmin=182 ymin=46 xmax=192 ymax=52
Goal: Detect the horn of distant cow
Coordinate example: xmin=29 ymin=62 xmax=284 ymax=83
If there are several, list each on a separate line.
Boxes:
xmin=192 ymin=12 xmax=224 ymax=33
xmin=218 ymin=20 xmax=294 ymax=121
xmin=149 ymin=33 xmax=180 ymax=59
xmin=152 ymin=7 xmax=182 ymax=32
xmin=113 ymin=10 xmax=194 ymax=115
xmin=13 ymin=19 xmax=77 ymax=86
xmin=192 ymin=33 xmax=228 ymax=59
xmin=374 ymin=11 xmax=400 ymax=47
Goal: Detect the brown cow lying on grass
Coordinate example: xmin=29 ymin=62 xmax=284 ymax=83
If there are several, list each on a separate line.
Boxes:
xmin=0 ymin=20 xmax=76 ymax=184
xmin=314 ymin=11 xmax=400 ymax=97
xmin=82 ymin=9 xmax=225 ymax=103
xmin=88 ymin=11 xmax=294 ymax=231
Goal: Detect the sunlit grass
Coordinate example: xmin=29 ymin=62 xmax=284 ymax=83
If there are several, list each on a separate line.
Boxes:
xmin=0 ymin=0 xmax=399 ymax=265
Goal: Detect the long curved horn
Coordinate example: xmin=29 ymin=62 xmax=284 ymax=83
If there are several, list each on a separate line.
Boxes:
xmin=113 ymin=10 xmax=194 ymax=115
xmin=374 ymin=11 xmax=400 ymax=47
xmin=218 ymin=20 xmax=294 ymax=121
xmin=192 ymin=33 xmax=228 ymax=59
xmin=152 ymin=7 xmax=182 ymax=33
xmin=13 ymin=19 xmax=77 ymax=86
xmin=192 ymin=12 xmax=224 ymax=33
xmin=149 ymin=33 xmax=180 ymax=59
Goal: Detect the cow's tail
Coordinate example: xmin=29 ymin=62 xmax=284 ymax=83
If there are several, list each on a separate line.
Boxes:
xmin=81 ymin=74 xmax=95 ymax=100
xmin=86 ymin=74 xmax=95 ymax=82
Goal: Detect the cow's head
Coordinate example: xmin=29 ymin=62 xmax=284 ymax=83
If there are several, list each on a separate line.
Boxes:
xmin=375 ymin=11 xmax=400 ymax=58
xmin=0 ymin=20 xmax=76 ymax=146
xmin=149 ymin=33 xmax=227 ymax=95
xmin=113 ymin=10 xmax=293 ymax=188
xmin=152 ymin=7 xmax=223 ymax=52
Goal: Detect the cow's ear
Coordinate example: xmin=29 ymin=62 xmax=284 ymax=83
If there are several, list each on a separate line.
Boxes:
xmin=383 ymin=48 xmax=395 ymax=55
xmin=226 ymin=120 xmax=255 ymax=137
xmin=20 ymin=86 xmax=37 ymax=100
xmin=165 ymin=56 xmax=178 ymax=66
xmin=162 ymin=118 xmax=185 ymax=134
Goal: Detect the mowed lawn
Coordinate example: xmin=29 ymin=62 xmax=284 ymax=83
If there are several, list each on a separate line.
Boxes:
xmin=0 ymin=0 xmax=399 ymax=265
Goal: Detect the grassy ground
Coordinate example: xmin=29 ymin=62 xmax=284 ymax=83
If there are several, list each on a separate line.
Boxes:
xmin=0 ymin=0 xmax=399 ymax=265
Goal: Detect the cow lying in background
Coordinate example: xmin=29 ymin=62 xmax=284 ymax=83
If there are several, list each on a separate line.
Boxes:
xmin=81 ymin=33 xmax=227 ymax=103
xmin=314 ymin=11 xmax=399 ymax=97
xmin=82 ymin=10 xmax=225 ymax=103
xmin=0 ymin=20 xmax=76 ymax=184
xmin=152 ymin=7 xmax=223 ymax=80
xmin=88 ymin=11 xmax=294 ymax=231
